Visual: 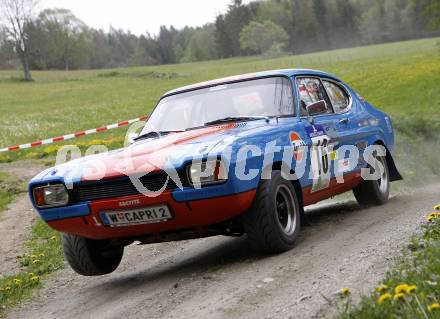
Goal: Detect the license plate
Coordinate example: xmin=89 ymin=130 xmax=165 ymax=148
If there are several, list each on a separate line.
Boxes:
xmin=100 ymin=205 xmax=172 ymax=227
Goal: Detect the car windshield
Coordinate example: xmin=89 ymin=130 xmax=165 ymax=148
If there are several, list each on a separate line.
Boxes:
xmin=142 ymin=77 xmax=295 ymax=133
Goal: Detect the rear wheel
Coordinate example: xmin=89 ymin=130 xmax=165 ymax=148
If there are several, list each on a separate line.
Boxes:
xmin=62 ymin=233 xmax=124 ymax=276
xmin=242 ymin=171 xmax=301 ymax=254
xmin=353 ymin=154 xmax=390 ymax=206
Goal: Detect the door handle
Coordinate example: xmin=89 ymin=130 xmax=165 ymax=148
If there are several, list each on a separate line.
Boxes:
xmin=339 ymin=118 xmax=349 ymax=124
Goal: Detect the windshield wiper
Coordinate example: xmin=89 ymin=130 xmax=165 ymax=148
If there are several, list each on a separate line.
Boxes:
xmin=204 ymin=116 xmax=270 ymax=126
xmin=133 ymin=130 xmax=184 ymax=142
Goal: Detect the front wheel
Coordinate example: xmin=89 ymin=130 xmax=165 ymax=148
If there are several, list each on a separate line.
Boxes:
xmin=353 ymin=154 xmax=390 ymax=206
xmin=242 ymin=171 xmax=301 ymax=254
xmin=62 ymin=234 xmax=124 ymax=276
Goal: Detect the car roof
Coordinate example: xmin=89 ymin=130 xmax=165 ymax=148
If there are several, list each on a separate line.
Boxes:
xmin=163 ymin=69 xmax=340 ymax=97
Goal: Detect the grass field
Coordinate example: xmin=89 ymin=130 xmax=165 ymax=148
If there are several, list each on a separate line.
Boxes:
xmin=0 ymin=37 xmax=439 ymax=317
xmin=0 ymin=37 xmax=439 ymax=179
xmin=0 ymin=172 xmax=25 ymax=213
xmin=337 ymin=208 xmax=440 ymax=319
xmin=1 ymin=37 xmax=439 ymax=146
xmin=0 ymin=220 xmax=63 ymax=317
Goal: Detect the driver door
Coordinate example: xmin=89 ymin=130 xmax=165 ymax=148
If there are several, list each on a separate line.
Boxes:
xmin=295 ymin=77 xmax=341 ymax=201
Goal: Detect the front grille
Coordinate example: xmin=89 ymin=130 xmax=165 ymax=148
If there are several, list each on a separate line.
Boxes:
xmin=71 ymin=170 xmax=189 ymax=202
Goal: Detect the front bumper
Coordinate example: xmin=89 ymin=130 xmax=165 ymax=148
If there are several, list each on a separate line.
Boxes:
xmin=45 ymin=190 xmax=256 ymax=240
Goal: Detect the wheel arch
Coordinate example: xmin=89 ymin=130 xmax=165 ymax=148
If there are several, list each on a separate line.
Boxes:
xmin=373 ymin=140 xmax=403 ymax=182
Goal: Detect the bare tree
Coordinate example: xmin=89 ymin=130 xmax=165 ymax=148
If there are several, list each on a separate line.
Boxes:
xmin=0 ymin=0 xmax=39 ymax=81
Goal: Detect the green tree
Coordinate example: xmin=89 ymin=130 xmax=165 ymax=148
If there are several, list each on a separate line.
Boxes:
xmin=215 ymin=0 xmax=252 ymax=57
xmin=312 ymin=0 xmax=329 ymax=47
xmin=107 ymin=28 xmax=137 ymax=67
xmin=0 ymin=29 xmax=15 ymax=69
xmin=28 ymin=8 xmax=91 ymax=70
xmin=172 ymin=26 xmax=194 ymax=62
xmin=328 ymin=0 xmax=359 ymax=47
xmin=157 ymin=26 xmax=177 ymax=64
xmin=215 ymin=14 xmax=233 ymax=58
xmin=413 ymin=0 xmax=440 ymax=29
xmin=181 ymin=25 xmax=217 ymax=62
xmin=1 ymin=0 xmax=438 ymax=70
xmin=130 ymin=35 xmax=158 ymax=66
xmin=240 ymin=20 xmax=288 ymax=55
xmin=357 ymin=0 xmax=387 ymax=43
xmin=283 ymin=0 xmax=319 ymax=53
xmin=225 ymin=0 xmax=252 ymax=56
xmin=0 ymin=0 xmax=39 ymax=80
xmin=88 ymin=29 xmax=111 ymax=69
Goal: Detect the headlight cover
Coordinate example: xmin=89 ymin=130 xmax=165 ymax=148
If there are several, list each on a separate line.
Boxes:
xmin=33 ymin=184 xmax=69 ymax=208
xmin=188 ymin=159 xmax=228 ymax=187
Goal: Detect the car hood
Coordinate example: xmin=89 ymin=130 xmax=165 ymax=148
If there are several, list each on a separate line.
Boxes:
xmin=33 ymin=120 xmax=289 ymax=184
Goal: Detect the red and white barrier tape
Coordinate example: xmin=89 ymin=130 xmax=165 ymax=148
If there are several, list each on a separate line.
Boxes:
xmin=0 ymin=115 xmax=149 ymax=153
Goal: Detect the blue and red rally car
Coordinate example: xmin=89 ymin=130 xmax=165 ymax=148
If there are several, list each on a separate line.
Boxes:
xmin=29 ymin=69 xmax=402 ymax=276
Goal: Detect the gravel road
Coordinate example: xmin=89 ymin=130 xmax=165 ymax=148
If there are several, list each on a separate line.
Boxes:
xmin=5 ymin=180 xmax=438 ymax=319
xmin=0 ymin=162 xmax=45 ymax=276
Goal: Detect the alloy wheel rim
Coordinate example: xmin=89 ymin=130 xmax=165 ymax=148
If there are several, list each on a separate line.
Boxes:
xmin=376 ymin=156 xmax=389 ymax=194
xmin=275 ymin=184 xmax=297 ymax=236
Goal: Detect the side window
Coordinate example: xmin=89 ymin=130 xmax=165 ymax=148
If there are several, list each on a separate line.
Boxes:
xmin=322 ymin=80 xmax=351 ymax=114
xmin=296 ymin=77 xmax=333 ymax=116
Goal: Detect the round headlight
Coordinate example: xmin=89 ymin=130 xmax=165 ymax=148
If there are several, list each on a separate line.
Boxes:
xmin=33 ymin=185 xmax=69 ymax=208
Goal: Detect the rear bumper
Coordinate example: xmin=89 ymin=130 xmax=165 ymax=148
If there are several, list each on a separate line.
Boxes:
xmin=46 ymin=190 xmax=256 ymax=240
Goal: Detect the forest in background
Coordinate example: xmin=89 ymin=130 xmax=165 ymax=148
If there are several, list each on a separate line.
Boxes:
xmin=0 ymin=0 xmax=439 ymax=72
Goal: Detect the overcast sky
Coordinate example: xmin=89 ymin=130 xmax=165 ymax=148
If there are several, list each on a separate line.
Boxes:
xmin=41 ymin=0 xmax=253 ymax=35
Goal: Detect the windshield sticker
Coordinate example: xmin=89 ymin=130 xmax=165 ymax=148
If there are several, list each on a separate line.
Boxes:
xmin=233 ymin=93 xmax=263 ymax=112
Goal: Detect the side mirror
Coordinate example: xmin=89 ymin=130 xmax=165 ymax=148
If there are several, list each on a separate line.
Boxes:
xmin=306 ymin=100 xmax=328 ymax=116
xmin=127 ymin=132 xmax=140 ymax=145
xmin=124 ymin=121 xmax=146 ymax=146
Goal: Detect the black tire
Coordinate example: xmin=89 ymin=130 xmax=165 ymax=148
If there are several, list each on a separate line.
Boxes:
xmin=353 ymin=154 xmax=390 ymax=206
xmin=242 ymin=171 xmax=301 ymax=254
xmin=62 ymin=233 xmax=124 ymax=276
